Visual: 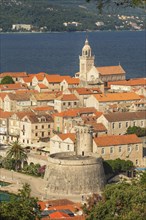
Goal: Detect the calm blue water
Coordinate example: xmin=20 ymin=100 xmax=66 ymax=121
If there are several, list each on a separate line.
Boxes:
xmin=0 ymin=31 xmax=145 ymax=78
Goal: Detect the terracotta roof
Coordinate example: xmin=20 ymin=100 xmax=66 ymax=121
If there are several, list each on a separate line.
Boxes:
xmin=42 ymin=216 xmax=85 ymax=220
xmin=22 ymin=75 xmax=33 ymax=82
xmin=94 ymin=134 xmax=142 ymax=147
xmin=45 ymin=75 xmax=71 ymax=83
xmin=15 ymin=111 xmax=34 ymax=119
xmin=103 ymin=111 xmax=146 ymax=122
xmin=53 ymin=107 xmax=97 ymax=118
xmin=56 ymin=94 xmax=79 ymax=101
xmin=31 ymin=106 xmax=54 ymax=111
xmin=93 ymin=92 xmax=140 ymax=102
xmin=96 ymin=65 xmax=125 ymax=75
xmin=58 ymin=133 xmax=76 ymax=142
xmin=32 ymin=72 xmax=47 ymax=81
xmin=37 ymin=83 xmax=48 ymax=89
xmin=0 ymin=83 xmax=28 ymax=91
xmin=65 ymin=77 xmax=80 ymax=84
xmin=5 ymin=92 xmax=31 ymax=101
xmin=108 ymin=78 xmax=146 ymax=87
xmin=33 ymin=93 xmax=56 ymax=101
xmin=85 ymin=122 xmax=107 ymax=132
xmin=0 ymin=92 xmax=8 ymax=100
xmin=22 ymin=114 xmax=53 ymax=123
xmin=49 ymin=211 xmax=70 ymax=218
xmin=0 ymin=110 xmax=13 ymax=118
xmin=38 ymin=199 xmax=75 ymax=210
xmin=0 ymin=72 xmax=28 ymax=78
xmin=75 ymin=87 xmax=101 ymax=95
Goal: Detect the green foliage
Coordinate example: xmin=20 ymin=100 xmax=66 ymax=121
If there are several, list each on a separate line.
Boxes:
xmin=85 ymin=181 xmax=146 ymax=220
xmin=0 ymin=183 xmax=41 ymax=220
xmin=139 ymin=171 xmax=146 ymax=185
xmin=127 ymin=126 xmax=146 ymax=137
xmin=0 ymin=0 xmax=145 ymax=32
xmin=6 ymin=141 xmax=27 ymax=171
xmin=23 ymin=163 xmax=42 ymax=177
xmin=103 ymin=158 xmax=134 ymax=174
xmin=2 ymin=158 xmax=15 ymax=170
xmin=0 ymin=76 xmax=15 ymax=84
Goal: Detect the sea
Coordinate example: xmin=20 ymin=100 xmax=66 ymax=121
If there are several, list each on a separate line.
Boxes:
xmin=0 ymin=31 xmax=145 ymax=79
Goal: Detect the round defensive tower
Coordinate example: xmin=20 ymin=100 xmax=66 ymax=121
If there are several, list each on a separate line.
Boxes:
xmin=75 ymin=124 xmax=93 ymax=156
xmin=44 ymin=124 xmax=106 ymax=197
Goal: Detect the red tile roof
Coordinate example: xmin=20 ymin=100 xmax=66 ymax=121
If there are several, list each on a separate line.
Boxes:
xmin=0 ymin=72 xmax=28 ymax=78
xmin=0 ymin=110 xmax=13 ymax=118
xmin=93 ymin=92 xmax=140 ymax=102
xmin=0 ymin=83 xmax=28 ymax=91
xmin=53 ymin=107 xmax=97 ymax=118
xmin=108 ymin=78 xmax=146 ymax=87
xmin=96 ymin=65 xmax=125 ymax=75
xmin=94 ymin=134 xmax=142 ymax=147
xmin=58 ymin=133 xmax=76 ymax=142
xmin=45 ymin=75 xmax=71 ymax=83
xmin=49 ymin=211 xmax=70 ymax=218
xmin=75 ymin=87 xmax=101 ymax=95
xmin=56 ymin=94 xmax=79 ymax=101
xmin=37 ymin=83 xmax=48 ymax=89
xmin=65 ymin=77 xmax=80 ymax=84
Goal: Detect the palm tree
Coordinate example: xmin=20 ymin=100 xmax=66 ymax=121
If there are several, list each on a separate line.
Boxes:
xmin=6 ymin=141 xmax=28 ymax=171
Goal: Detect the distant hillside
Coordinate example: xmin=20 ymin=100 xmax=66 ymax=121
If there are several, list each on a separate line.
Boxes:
xmin=0 ymin=0 xmax=145 ymax=32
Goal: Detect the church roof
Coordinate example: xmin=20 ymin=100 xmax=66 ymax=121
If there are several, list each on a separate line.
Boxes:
xmin=96 ymin=65 xmax=125 ymax=75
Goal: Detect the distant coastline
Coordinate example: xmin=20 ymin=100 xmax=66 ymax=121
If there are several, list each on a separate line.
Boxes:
xmin=1 ymin=29 xmax=145 ymax=34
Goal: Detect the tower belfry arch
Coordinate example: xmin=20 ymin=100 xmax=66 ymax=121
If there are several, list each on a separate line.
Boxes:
xmin=79 ymin=38 xmax=95 ymax=81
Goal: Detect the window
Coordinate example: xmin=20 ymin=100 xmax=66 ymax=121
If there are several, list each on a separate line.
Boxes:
xmin=35 ymin=133 xmax=38 ymax=137
xmin=127 ymin=145 xmax=131 ymax=152
xmin=133 ymin=121 xmax=136 ymax=126
xmin=119 ymin=123 xmax=122 ymax=128
xmin=42 ymin=132 xmax=44 ymax=137
xmin=23 ymin=125 xmax=25 ymax=130
xmin=23 ymin=132 xmax=25 ymax=136
xmin=42 ymin=125 xmax=44 ymax=129
xmin=48 ymin=132 xmax=50 ymax=136
xmin=27 ymin=140 xmax=29 ymax=144
xmin=35 ymin=126 xmax=38 ymax=129
xmin=110 ymin=147 xmax=114 ymax=154
xmin=48 ymin=124 xmax=50 ymax=128
xmin=135 ymin=159 xmax=139 ymax=165
xmin=23 ymin=139 xmax=25 ymax=143
xmin=141 ymin=121 xmax=144 ymax=127
xmin=112 ymin=123 xmax=115 ymax=129
xmin=119 ymin=146 xmax=122 ymax=153
xmin=67 ymin=145 xmax=70 ymax=150
xmin=68 ymin=102 xmax=71 ymax=106
xmin=101 ymin=148 xmax=105 ymax=154
xmin=126 ymin=122 xmax=128 ymax=128
xmin=74 ymin=102 xmax=77 ymax=105
xmin=135 ymin=145 xmax=139 ymax=151
xmin=63 ymin=102 xmax=65 ymax=106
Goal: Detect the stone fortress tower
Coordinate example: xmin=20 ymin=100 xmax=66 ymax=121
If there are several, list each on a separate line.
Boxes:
xmin=78 ymin=38 xmax=95 ymax=81
xmin=44 ymin=124 xmax=106 ymax=198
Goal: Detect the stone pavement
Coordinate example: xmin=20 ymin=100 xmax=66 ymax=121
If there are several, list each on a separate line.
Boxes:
xmin=0 ymin=168 xmax=86 ymax=202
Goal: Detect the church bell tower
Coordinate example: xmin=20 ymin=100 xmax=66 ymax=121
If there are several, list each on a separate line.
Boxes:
xmin=79 ymin=38 xmax=95 ymax=80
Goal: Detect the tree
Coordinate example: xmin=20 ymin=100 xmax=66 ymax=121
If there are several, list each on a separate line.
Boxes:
xmin=86 ymin=0 xmax=146 ymax=8
xmin=0 ymin=183 xmax=41 ymax=220
xmin=127 ymin=126 xmax=146 ymax=137
xmin=85 ymin=181 xmax=146 ymax=220
xmin=6 ymin=141 xmax=27 ymax=171
xmin=0 ymin=76 xmax=15 ymax=84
